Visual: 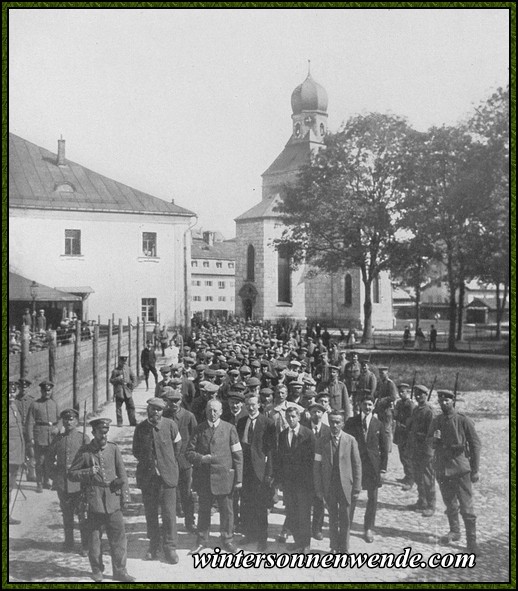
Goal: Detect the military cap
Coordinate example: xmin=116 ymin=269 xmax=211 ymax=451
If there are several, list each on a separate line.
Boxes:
xmin=289 ymin=381 xmax=303 ymax=389
xmin=289 ymin=359 xmax=301 ymax=367
xmin=118 ymin=355 xmax=128 ymax=361
xmin=202 ymin=382 xmax=220 ymax=394
xmin=246 ymin=377 xmax=261 ymax=387
xmin=359 ymin=356 xmax=369 ymax=364
xmin=239 ymin=365 xmax=251 ymax=374
xmin=18 ymin=378 xmax=32 ymax=386
xmin=329 ymin=365 xmax=340 ymax=371
xmin=259 ymin=387 xmax=274 ymax=396
xmin=146 ymin=397 xmax=167 ymax=409
xmin=308 ymin=402 xmax=326 ymax=412
xmin=159 ymin=365 xmax=172 ymax=374
xmin=316 ymin=390 xmax=330 ymax=400
xmin=39 ymin=379 xmax=54 ymax=389
xmin=413 ymin=384 xmax=429 ymax=395
xmin=89 ymin=417 xmax=112 ymax=429
xmin=437 ymin=389 xmax=455 ymax=399
xmin=398 ymin=383 xmax=411 ymax=389
xmin=378 ymin=365 xmax=389 ymax=371
xmin=60 ymin=408 xmax=79 ymax=419
xmin=228 ymin=391 xmax=245 ymax=402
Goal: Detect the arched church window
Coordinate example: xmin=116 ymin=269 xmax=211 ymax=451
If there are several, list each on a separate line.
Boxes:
xmin=344 ymin=274 xmax=352 ymax=306
xmin=247 ymin=245 xmax=255 ymax=282
xmin=277 ymin=246 xmax=292 ymax=304
xmin=373 ymin=275 xmax=381 ymax=304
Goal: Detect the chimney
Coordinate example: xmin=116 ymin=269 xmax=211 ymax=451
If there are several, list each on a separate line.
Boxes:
xmin=57 ymin=136 xmax=66 ymax=166
xmin=203 ymin=231 xmax=214 ymax=246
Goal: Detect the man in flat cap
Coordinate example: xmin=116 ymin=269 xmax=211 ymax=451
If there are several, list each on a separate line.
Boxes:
xmin=406 ymin=384 xmax=436 ymax=515
xmin=110 ymin=356 xmax=137 ymax=427
xmin=69 ymin=418 xmax=134 ymax=582
xmin=428 ymin=390 xmax=481 ymax=554
xmin=186 ymin=399 xmax=243 ymax=554
xmin=46 ymin=408 xmax=89 ymax=554
xmin=222 ymin=390 xmax=247 ymax=426
xmin=393 ymin=383 xmax=416 ymax=490
xmin=8 ymin=381 xmax=25 ymax=524
xmin=163 ymin=388 xmax=198 ymax=533
xmin=13 ymin=378 xmax=37 ymax=481
xmin=27 ymin=380 xmax=60 ymax=492
xmin=155 ymin=365 xmax=174 ymax=398
xmin=191 ymin=382 xmax=220 ymax=425
xmin=133 ymin=398 xmax=182 ymax=564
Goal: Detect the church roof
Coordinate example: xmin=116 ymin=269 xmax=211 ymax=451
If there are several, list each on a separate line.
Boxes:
xmin=261 ymin=139 xmax=311 ymax=178
xmin=9 ymin=133 xmax=195 ymax=217
xmin=235 ymin=195 xmax=283 ymax=222
xmin=291 ymin=73 xmax=328 ymax=115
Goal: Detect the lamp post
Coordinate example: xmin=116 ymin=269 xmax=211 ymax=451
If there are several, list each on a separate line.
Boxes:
xmin=30 ymin=281 xmax=38 ymax=332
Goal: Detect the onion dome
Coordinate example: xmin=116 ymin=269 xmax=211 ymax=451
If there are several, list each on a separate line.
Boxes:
xmin=291 ymin=72 xmax=328 ymax=115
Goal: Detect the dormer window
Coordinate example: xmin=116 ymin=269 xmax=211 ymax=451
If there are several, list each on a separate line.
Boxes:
xmin=54 ymin=181 xmax=75 ymax=193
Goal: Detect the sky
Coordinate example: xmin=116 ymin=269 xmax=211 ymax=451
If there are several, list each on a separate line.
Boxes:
xmin=9 ymin=8 xmax=509 ymax=238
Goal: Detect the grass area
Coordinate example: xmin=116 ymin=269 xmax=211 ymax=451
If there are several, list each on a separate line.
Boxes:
xmin=367 ymin=354 xmax=509 ymax=392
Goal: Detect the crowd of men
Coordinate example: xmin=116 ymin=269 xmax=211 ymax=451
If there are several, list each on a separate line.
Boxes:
xmin=9 ymin=320 xmax=481 ymax=582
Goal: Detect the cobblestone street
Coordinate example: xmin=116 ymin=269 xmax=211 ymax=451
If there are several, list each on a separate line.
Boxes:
xmin=8 ymin=357 xmax=510 ymax=584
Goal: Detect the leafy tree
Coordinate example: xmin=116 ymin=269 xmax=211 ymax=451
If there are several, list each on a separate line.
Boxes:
xmin=274 ymin=113 xmax=417 ymax=342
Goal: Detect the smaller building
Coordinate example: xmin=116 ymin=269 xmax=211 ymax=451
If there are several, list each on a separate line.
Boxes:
xmin=191 ymin=231 xmax=236 ymax=320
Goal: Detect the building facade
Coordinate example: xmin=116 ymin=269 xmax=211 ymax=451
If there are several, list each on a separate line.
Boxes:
xmin=9 ymin=133 xmax=195 ymax=330
xmin=191 ymin=231 xmax=236 ymax=320
xmin=235 ymin=70 xmax=393 ymax=328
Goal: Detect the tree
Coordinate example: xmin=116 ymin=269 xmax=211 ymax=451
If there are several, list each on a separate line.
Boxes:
xmin=274 ymin=113 xmax=417 ymax=342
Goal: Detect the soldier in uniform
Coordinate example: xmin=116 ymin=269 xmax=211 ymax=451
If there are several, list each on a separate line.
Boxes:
xmin=68 ymin=418 xmax=134 ymax=583
xmin=14 ymin=378 xmax=37 ymax=481
xmin=26 ymin=380 xmax=60 ymax=492
xmin=140 ymin=339 xmax=158 ymax=391
xmin=429 ymin=390 xmax=481 ymax=553
xmin=319 ymin=365 xmax=351 ymax=420
xmin=110 ymin=356 xmax=137 ymax=427
xmin=406 ymin=385 xmax=436 ymax=516
xmin=46 ymin=408 xmax=89 ymax=554
xmin=155 ymin=365 xmax=174 ymax=398
xmin=357 ymin=358 xmax=377 ymax=408
xmin=374 ymin=366 xmax=398 ymax=473
xmin=393 ymin=383 xmax=416 ymax=490
xmin=9 ymin=381 xmax=25 ymax=524
xmin=163 ymin=387 xmax=198 ymax=533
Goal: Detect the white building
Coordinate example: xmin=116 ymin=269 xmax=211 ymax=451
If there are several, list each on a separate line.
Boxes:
xmin=9 ymin=133 xmax=196 ymax=329
xmin=191 ymin=231 xmax=236 ymax=320
xmin=235 ymin=70 xmax=393 ymax=328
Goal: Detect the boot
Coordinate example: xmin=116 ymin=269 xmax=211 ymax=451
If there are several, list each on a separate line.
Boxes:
xmin=464 ymin=516 xmax=478 ymax=554
xmin=440 ymin=512 xmax=461 ymax=545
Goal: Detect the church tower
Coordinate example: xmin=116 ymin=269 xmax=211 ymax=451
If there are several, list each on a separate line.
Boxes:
xmin=235 ymin=66 xmax=394 ymax=328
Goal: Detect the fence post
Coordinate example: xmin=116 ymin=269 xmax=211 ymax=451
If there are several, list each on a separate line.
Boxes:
xmin=118 ymin=318 xmax=123 ymax=359
xmin=136 ymin=318 xmax=141 ymax=377
xmin=48 ymin=329 xmax=57 ymax=382
xmin=128 ymin=317 xmax=132 ymax=368
xmin=93 ymin=324 xmax=99 ymax=413
xmin=73 ymin=320 xmax=81 ymax=412
xmin=107 ymin=319 xmax=112 ymax=402
xmin=20 ymin=324 xmax=30 ymax=380
xmin=143 ymin=319 xmax=147 ymax=348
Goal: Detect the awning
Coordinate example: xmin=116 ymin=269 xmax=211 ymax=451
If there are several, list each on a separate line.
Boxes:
xmin=55 ymin=286 xmax=95 ymax=299
xmin=9 ymin=272 xmax=81 ymax=302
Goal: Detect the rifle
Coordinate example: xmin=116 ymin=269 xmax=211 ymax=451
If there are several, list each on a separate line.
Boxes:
xmin=427 ymin=375 xmax=437 ymax=402
xmin=410 ymin=369 xmax=417 ymax=400
xmin=78 ymin=399 xmax=89 ymax=525
xmin=453 ymin=372 xmax=459 ymax=408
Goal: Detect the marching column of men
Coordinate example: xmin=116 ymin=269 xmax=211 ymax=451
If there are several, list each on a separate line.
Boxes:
xmin=9 ymin=320 xmax=483 ymax=581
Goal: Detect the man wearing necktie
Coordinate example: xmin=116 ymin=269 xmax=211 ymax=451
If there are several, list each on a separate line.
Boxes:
xmin=308 ymin=402 xmax=331 ymax=541
xmin=133 ymin=398 xmax=182 ymax=564
xmin=186 ymin=399 xmax=243 ymax=554
xmin=344 ymin=394 xmax=387 ymax=544
xmin=314 ymin=410 xmax=362 ymax=553
xmin=237 ymin=394 xmax=276 ymax=551
xmin=274 ymin=406 xmax=315 ymax=553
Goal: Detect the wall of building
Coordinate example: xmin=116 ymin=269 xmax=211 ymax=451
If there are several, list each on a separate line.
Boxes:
xmin=235 ymin=219 xmax=265 ymax=319
xmin=191 ymin=259 xmax=235 ymax=316
xmin=9 ymin=209 xmax=192 ymax=329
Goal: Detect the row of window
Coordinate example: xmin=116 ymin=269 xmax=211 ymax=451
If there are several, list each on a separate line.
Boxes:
xmin=192 ymin=280 xmax=234 ymax=288
xmin=192 ymin=260 xmax=235 ymax=269
xmin=192 ymin=296 xmax=234 ymax=302
xmin=64 ymin=230 xmax=160 ymax=257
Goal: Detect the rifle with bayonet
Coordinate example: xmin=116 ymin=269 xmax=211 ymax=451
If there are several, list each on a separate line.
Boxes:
xmin=453 ymin=372 xmax=459 ymax=408
xmin=427 ymin=375 xmax=437 ymax=402
xmin=410 ymin=369 xmax=417 ymax=400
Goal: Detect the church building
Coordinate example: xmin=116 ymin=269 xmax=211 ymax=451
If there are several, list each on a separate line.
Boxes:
xmin=235 ymin=68 xmax=393 ymax=329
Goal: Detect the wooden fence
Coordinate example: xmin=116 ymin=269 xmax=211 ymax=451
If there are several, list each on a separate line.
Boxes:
xmin=9 ymin=317 xmax=151 ymax=414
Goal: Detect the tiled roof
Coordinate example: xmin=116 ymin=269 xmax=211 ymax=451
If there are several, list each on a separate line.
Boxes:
xmin=9 ymin=133 xmax=195 ymax=217
xmin=261 ymin=137 xmax=311 ymax=177
xmin=235 ymin=194 xmax=284 ymax=222
xmin=191 ymin=238 xmax=236 ymax=261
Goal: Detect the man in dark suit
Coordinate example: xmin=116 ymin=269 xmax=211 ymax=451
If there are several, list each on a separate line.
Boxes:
xmin=314 ymin=410 xmax=362 ymax=553
xmin=132 ymin=398 xmax=182 ymax=564
xmin=237 ymin=393 xmax=276 ymax=551
xmin=274 ymin=406 xmax=315 ymax=553
xmin=110 ymin=356 xmax=137 ymax=427
xmin=186 ymin=399 xmax=243 ymax=554
xmin=345 ymin=394 xmax=388 ymax=543
xmin=140 ymin=340 xmax=158 ymax=391
xmin=68 ymin=418 xmax=134 ymax=582
xmin=307 ymin=402 xmax=331 ymax=541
